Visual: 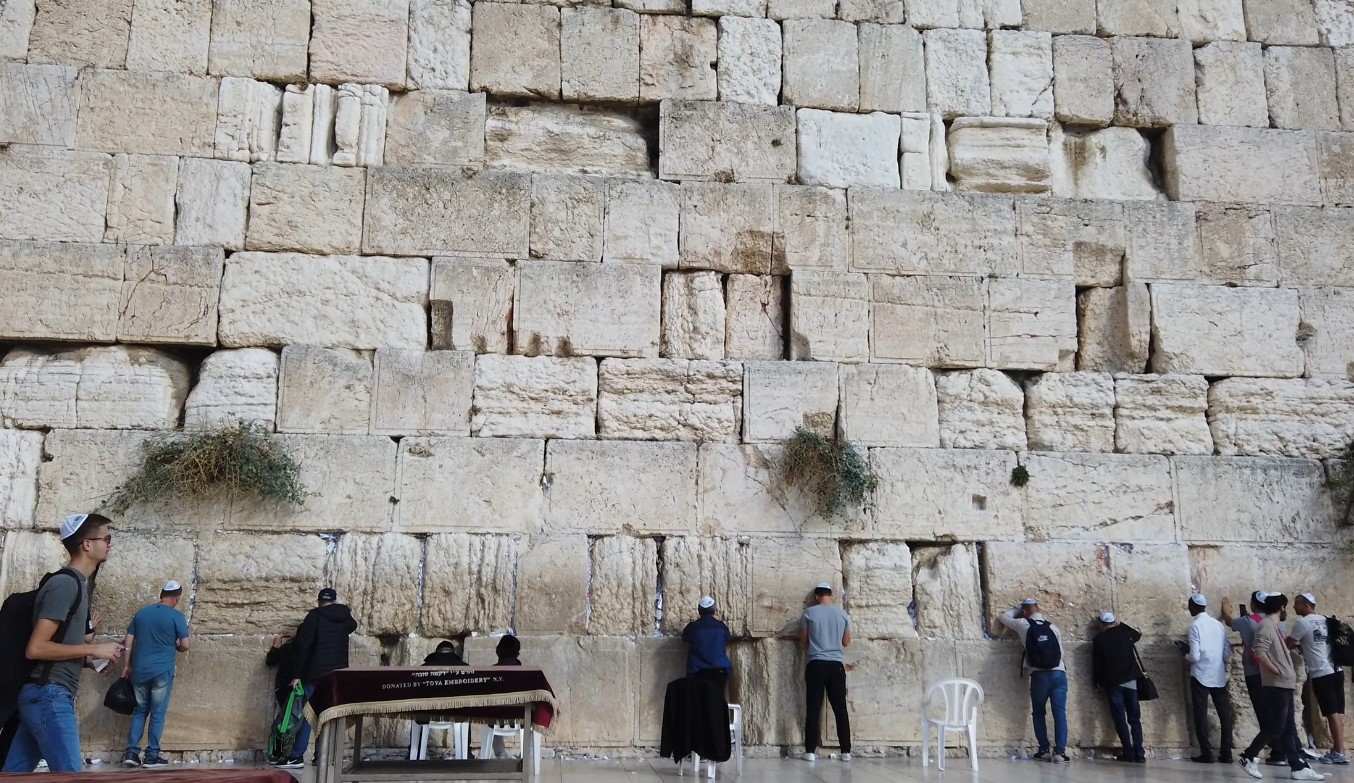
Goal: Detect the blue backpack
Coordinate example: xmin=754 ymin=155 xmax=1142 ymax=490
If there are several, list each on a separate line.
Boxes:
xmin=1024 ymin=619 xmax=1063 ymax=671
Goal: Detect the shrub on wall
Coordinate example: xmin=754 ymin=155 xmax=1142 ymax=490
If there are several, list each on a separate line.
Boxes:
xmin=781 ymin=427 xmax=878 ymax=519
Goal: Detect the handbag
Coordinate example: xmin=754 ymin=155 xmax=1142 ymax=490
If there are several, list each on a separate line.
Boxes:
xmin=103 ymin=677 xmax=136 ymax=715
xmin=1132 ymin=645 xmax=1159 ymax=701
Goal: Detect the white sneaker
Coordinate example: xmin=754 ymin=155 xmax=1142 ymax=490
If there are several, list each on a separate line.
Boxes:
xmin=1290 ymin=767 xmax=1325 ymax=780
xmin=1239 ymin=756 xmax=1264 ymax=780
xmin=840 ymin=753 xmax=852 ymax=762
xmin=801 ymin=752 xmax=816 ymax=762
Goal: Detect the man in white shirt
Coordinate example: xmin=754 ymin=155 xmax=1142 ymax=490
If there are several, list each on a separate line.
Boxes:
xmin=1288 ymin=592 xmax=1347 ymax=765
xmin=1179 ymin=594 xmax=1234 ymax=764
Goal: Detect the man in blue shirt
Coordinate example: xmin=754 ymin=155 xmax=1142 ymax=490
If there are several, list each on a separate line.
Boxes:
xmin=121 ymin=580 xmax=190 ymax=769
xmin=681 ymin=597 xmax=732 ymax=689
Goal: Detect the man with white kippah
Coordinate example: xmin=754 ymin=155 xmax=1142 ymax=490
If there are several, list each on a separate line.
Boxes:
xmin=1178 ymin=593 xmax=1235 ymax=764
xmin=1288 ymin=592 xmax=1347 ymax=765
xmin=1091 ymin=611 xmax=1147 ymax=763
xmin=800 ymin=582 xmax=852 ymax=762
xmin=681 ymin=596 xmax=732 ymax=689
xmin=120 ymin=579 xmax=191 ymax=768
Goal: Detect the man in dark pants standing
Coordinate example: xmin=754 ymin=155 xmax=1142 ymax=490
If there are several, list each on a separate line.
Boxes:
xmin=1223 ymin=592 xmax=1292 ymax=765
xmin=1091 ymin=612 xmax=1146 ymax=763
xmin=800 ymin=583 xmax=851 ymax=763
xmin=682 ymin=597 xmax=732 ymax=690
xmin=1178 ymin=594 xmax=1234 ymax=764
xmin=1237 ymin=593 xmax=1322 ymax=780
xmin=275 ymin=588 xmax=357 ymax=769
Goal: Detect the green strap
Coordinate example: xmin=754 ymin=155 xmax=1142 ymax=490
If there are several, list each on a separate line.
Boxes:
xmin=279 ymin=683 xmax=305 ymax=732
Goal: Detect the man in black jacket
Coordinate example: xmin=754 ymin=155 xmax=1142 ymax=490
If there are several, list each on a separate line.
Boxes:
xmin=1091 ymin=612 xmax=1146 ymax=763
xmin=274 ymin=588 xmax=357 ymax=769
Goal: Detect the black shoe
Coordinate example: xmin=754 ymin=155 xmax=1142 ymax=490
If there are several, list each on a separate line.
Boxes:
xmin=1191 ymin=755 xmax=1216 ymax=763
xmin=1114 ymin=753 xmax=1135 ymax=762
xmin=1032 ymin=750 xmax=1051 ymax=762
xmin=1267 ymin=755 xmax=1290 ymax=766
xmin=122 ymin=752 xmax=141 ymax=768
xmin=274 ymin=757 xmax=304 ymax=769
xmin=1134 ymin=756 xmax=1147 ymax=763
xmin=142 ymin=756 xmax=169 ymax=769
xmin=1220 ymin=753 xmax=1235 ymax=764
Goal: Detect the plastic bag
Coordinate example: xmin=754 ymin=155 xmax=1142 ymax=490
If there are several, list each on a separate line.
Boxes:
xmin=104 ymin=677 xmax=136 ymax=715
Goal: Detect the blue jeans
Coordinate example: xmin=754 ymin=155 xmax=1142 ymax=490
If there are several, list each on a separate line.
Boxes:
xmin=1106 ymin=685 xmax=1144 ymax=758
xmin=126 ymin=672 xmax=175 ymax=756
xmin=1029 ymin=670 xmax=1068 ymax=754
xmin=2 ymin=683 xmax=83 ymax=773
xmin=292 ymin=683 xmax=317 ymax=758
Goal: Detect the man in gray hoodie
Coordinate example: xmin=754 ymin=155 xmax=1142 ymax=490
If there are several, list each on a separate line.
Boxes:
xmin=1237 ymin=593 xmax=1322 ymax=781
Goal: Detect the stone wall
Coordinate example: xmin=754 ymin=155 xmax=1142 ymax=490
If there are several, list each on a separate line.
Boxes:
xmin=2 ymin=0 xmax=1354 ymax=760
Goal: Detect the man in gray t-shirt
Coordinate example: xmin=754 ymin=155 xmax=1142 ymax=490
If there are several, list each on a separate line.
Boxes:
xmin=799 ymin=582 xmax=852 ymax=762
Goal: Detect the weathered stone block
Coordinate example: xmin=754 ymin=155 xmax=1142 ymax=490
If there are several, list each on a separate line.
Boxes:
xmin=397 ymin=439 xmax=542 ymax=533
xmin=741 ymin=360 xmax=837 ymax=442
xmin=472 ymin=355 xmax=597 ymax=439
xmin=228 ymin=434 xmax=397 ymax=532
xmin=796 ymin=108 xmax=901 ymax=189
xmin=83 ymin=531 xmax=193 ymax=632
xmin=276 ymin=346 xmax=371 ymax=434
xmin=935 ymin=369 xmax=1027 ymax=450
xmin=984 ymin=542 xmax=1113 ymax=638
xmin=309 ymin=0 xmax=409 ymax=87
xmin=1023 ymin=453 xmax=1176 ymax=543
xmin=246 ymin=163 xmax=364 ymax=254
xmin=661 ymin=272 xmax=725 ymax=360
xmin=948 ymin=117 xmax=1051 ymax=194
xmin=546 ymin=440 xmax=697 ymax=534
xmin=912 ymin=545 xmax=985 ymax=640
xmin=408 ymin=0 xmax=470 ymax=90
xmin=987 ymin=278 xmax=1077 ymax=371
xmin=1024 ymin=371 xmax=1115 ymax=452
xmin=1052 ymin=35 xmax=1112 ymax=127
xmin=0 ymin=430 xmax=41 ymax=528
xmin=0 ymin=532 xmax=69 ymax=600
xmin=175 ymin=157 xmax=250 ymax=249
xmin=749 ymin=537 xmax=841 ymax=637
xmin=1016 ymin=198 xmax=1125 ymax=284
xmin=515 ymin=539 xmax=588 ymax=634
xmin=1114 ymin=373 xmax=1212 ymax=455
xmin=1076 ymin=284 xmax=1151 ymax=374
xmin=725 ymin=275 xmax=785 ymax=360
xmin=1317 ymin=130 xmax=1354 ymax=206
xmin=1265 ymin=46 xmax=1341 ymax=132
xmin=872 ymin=448 xmax=1023 ymax=540
xmin=1274 ymin=206 xmax=1354 ymax=287
xmin=870 ymin=274 xmax=984 ymax=367
xmin=1122 ymin=201 xmax=1200 ymax=283
xmin=118 ymin=245 xmax=222 ymax=346
xmin=1020 ymin=0 xmax=1094 ymax=34
xmin=1242 ymin=0 xmax=1320 ymax=44
xmin=789 ymin=271 xmax=870 ymax=362
xmin=192 ymin=533 xmax=327 ymax=633
xmin=589 ymin=536 xmax=657 ymax=636
xmin=1112 ymin=37 xmax=1197 ymax=128
xmin=598 ymin=359 xmax=742 ymax=442
xmin=383 ymin=90 xmax=485 ymax=166
xmin=1097 ymin=0 xmax=1178 ymax=36
xmin=104 ymin=154 xmax=178 ymax=245
xmin=371 ymin=349 xmax=473 ymax=436
xmin=1194 ymin=42 xmax=1268 ymax=128
xmin=430 ymin=258 xmax=514 ymax=354
xmin=660 ymin=536 xmax=750 ymax=636
xmin=208 ymin=0 xmax=310 ymax=79
xmin=1049 ymin=126 xmax=1158 ymax=201
xmin=850 ymin=190 xmax=1018 ymax=276
xmin=184 ymin=349 xmax=279 ymax=429
xmin=0 ymin=242 xmax=120 ymax=342
xmin=858 ymin=23 xmax=925 ymax=114
xmin=839 ymin=364 xmax=939 ymax=448
xmin=422 ymin=533 xmax=519 ymax=634
xmin=603 ymin=180 xmax=680 ymax=267
xmin=989 ymin=30 xmax=1053 ymax=119
xmin=76 ymin=70 xmax=217 ymax=157
xmin=333 ymin=532 xmax=421 ymax=635
xmin=1162 ymin=125 xmax=1321 ymax=206
xmin=842 ymin=542 xmax=917 ymax=639
xmin=469 ymin=3 xmax=560 ymax=98
xmin=774 ymin=185 xmax=848 ymax=272
xmin=127 ymin=0 xmax=211 ymax=73
xmin=1299 ymin=287 xmax=1354 ymax=379
xmin=514 ymin=261 xmax=660 ymax=358
xmin=659 ymin=100 xmax=796 ymax=183
xmin=1190 ymin=545 xmax=1354 ymax=627
xmin=364 ymin=167 xmax=529 ymax=257
xmin=0 ymin=147 xmax=112 ymax=243
xmin=680 ymin=183 xmax=775 ymax=274
xmin=924 ymin=28 xmax=991 ymax=118
xmin=0 ymin=346 xmax=190 ymax=430
xmin=0 ymin=0 xmax=35 ymax=61
xmin=220 ymin=253 xmax=429 ymax=350
xmin=907 ymin=0 xmax=959 ymax=27
xmin=900 ymin=113 xmax=938 ymax=192
xmin=214 ymin=77 xmax=282 ymax=164
xmin=1149 ymin=284 xmax=1303 ymax=378
xmin=1208 ymin=378 xmax=1354 ymax=459
xmin=529 ymin=175 xmax=603 ymax=263
xmin=1194 ymin=204 xmax=1278 ymax=287
xmin=768 ymin=0 xmax=834 ymax=17
xmin=698 ymin=443 xmax=861 ymax=537
xmin=782 ymin=19 xmax=858 ymax=111
xmin=562 ymin=7 xmax=640 ymax=102
xmin=1176 ymin=456 xmax=1334 ymax=543
xmin=27 ymin=0 xmax=131 ymax=68
xmin=1177 ymin=0 xmax=1246 ymax=41
xmin=640 ymin=15 xmax=717 ymax=101
xmin=0 ymin=64 xmax=78 ymax=147
xmin=717 ymin=17 xmax=781 ymax=105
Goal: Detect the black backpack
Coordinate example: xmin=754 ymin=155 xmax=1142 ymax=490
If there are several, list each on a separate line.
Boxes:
xmin=1327 ymin=616 xmax=1354 ymax=668
xmin=1024 ymin=618 xmax=1063 ymax=671
xmin=0 ymin=569 xmax=84 ymax=724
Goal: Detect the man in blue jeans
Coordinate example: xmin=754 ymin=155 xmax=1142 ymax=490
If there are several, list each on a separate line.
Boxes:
xmin=1091 ymin=612 xmax=1146 ymax=762
xmin=276 ymin=588 xmax=357 ymax=769
xmin=1001 ymin=598 xmax=1070 ymax=763
xmin=3 ymin=513 xmax=125 ymax=773
xmin=121 ymin=580 xmax=191 ymax=768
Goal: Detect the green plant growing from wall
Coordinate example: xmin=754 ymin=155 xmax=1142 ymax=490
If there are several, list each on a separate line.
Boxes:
xmin=105 ymin=423 xmax=310 ymax=514
xmin=1010 ymin=465 xmax=1031 ymax=488
xmin=781 ymin=427 xmax=879 ymax=519
xmin=1329 ymin=440 xmax=1354 ymax=529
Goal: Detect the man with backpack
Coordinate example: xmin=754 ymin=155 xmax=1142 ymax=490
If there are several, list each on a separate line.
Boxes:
xmin=1091 ymin=612 xmax=1146 ymax=763
xmin=1 ymin=513 xmax=125 ymax=773
xmin=1177 ymin=593 xmax=1234 ymax=764
xmin=275 ymin=587 xmax=357 ymax=769
xmin=1237 ymin=593 xmax=1323 ymax=781
xmin=1000 ymin=597 xmax=1068 ymax=763
xmin=120 ymin=580 xmax=191 ymax=769
xmin=1287 ymin=592 xmax=1347 ymax=765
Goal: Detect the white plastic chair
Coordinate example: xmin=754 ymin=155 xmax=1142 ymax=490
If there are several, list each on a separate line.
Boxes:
xmin=921 ymin=678 xmax=985 ymax=771
xmin=408 ymin=720 xmax=469 ymax=761
xmin=678 ymin=704 xmax=743 ymax=779
xmin=478 ymin=723 xmax=541 ymax=775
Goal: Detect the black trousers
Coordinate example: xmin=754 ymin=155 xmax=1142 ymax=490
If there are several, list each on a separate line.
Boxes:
xmin=1244 ymin=686 xmax=1309 ymax=772
xmin=804 ymin=660 xmax=850 ymax=754
xmin=1245 ymin=673 xmax=1292 ymax=754
xmin=1190 ymin=676 xmax=1234 ymax=758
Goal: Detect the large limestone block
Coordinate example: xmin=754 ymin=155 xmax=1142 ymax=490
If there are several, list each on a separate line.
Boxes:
xmin=839 ymin=365 xmax=939 ymax=448
xmin=0 ymin=430 xmax=41 ymax=528
xmin=749 ymin=538 xmax=841 ymax=637
xmin=660 ymin=536 xmax=750 ymax=636
xmin=842 ymin=542 xmax=917 ymax=640
xmin=782 ymin=19 xmax=858 ymax=111
xmin=1024 ymin=371 xmax=1115 ymax=452
xmin=1097 ymin=0 xmax=1178 ymax=36
xmin=589 ymin=536 xmax=657 ymax=636
xmin=1178 ymin=0 xmax=1246 ymax=41
xmin=679 ymin=183 xmax=775 ymax=274
xmin=1016 ymin=198 xmax=1125 ymax=284
xmin=774 ymin=184 xmax=848 ymax=272
xmin=1022 ymin=453 xmax=1176 ymax=543
xmin=741 ymin=361 xmax=838 ymax=442
xmin=371 ymin=349 xmax=473 ymax=436
xmin=870 ymin=275 xmax=985 ymax=368
xmin=872 ymin=448 xmax=1023 ymax=540
xmin=246 ymin=163 xmax=364 ymax=254
xmin=562 ymin=7 xmax=640 ymax=102
xmin=849 ymin=190 xmax=1018 ymax=276
xmin=897 ymin=111 xmax=940 ymax=190
xmin=0 ymin=147 xmax=112 ymax=243
xmin=26 ymin=0 xmax=131 ymax=67
xmin=1274 ymin=206 xmax=1354 ymax=286
xmin=514 ymin=261 xmax=660 ymax=358
xmin=1052 ymin=35 xmax=1113 ymax=127
xmin=126 ymin=0 xmax=211 ymax=73
xmin=309 ymin=0 xmax=409 ymax=87
xmin=0 ymin=347 xmax=190 ymax=430
xmin=469 ymin=3 xmax=560 ymax=98
xmin=0 ymin=242 xmax=120 ymax=342
xmin=1114 ymin=374 xmax=1212 ymax=455
xmin=1243 ymin=0 xmax=1320 ymax=44
xmin=718 ymin=17 xmax=781 ymax=105
xmin=175 ymin=158 xmax=249 ymax=249
xmin=924 ymin=28 xmax=991 ymax=118
xmin=727 ymin=639 xmax=802 ymax=745
xmin=1317 ymin=130 xmax=1354 ymax=206
xmin=487 ymin=104 xmax=650 ymax=177
xmin=278 ymin=346 xmax=371 ymax=434
xmin=0 ymin=532 xmax=66 ymax=599
xmin=79 ymin=531 xmax=193 ymax=630
xmin=1110 ymin=543 xmax=1195 ymax=637
xmin=1299 ymin=287 xmax=1354 ymax=379
xmin=105 ymin=154 xmax=178 ymax=245
xmin=912 ymin=545 xmax=985 ymax=640
xmin=829 ymin=640 xmax=965 ymax=743
xmin=1317 ymin=0 xmax=1354 ymax=45
xmin=208 ymin=0 xmax=309 ymax=79
xmin=529 ymin=175 xmax=603 ymax=263
xmin=1190 ymin=545 xmax=1354 ymax=626
xmin=1111 ymin=37 xmax=1197 ymax=128
xmin=698 ymin=444 xmax=862 ymax=536
xmin=118 ymin=245 xmax=223 ymax=346
xmin=408 ymin=0 xmax=470 ymax=90
xmin=858 ymin=23 xmax=925 ymax=114
xmin=1020 ymin=0 xmax=1094 ymax=33
xmin=984 ymin=542 xmax=1113 ymax=638
xmin=228 ymin=434 xmax=398 ymax=532
xmin=214 ymin=77 xmax=283 ymax=163
xmin=1341 ymin=50 xmax=1354 ymax=131
xmin=640 ymin=16 xmax=717 ymax=101
xmin=1176 ymin=456 xmax=1334 ymax=543
xmin=1122 ymin=202 xmax=1200 ymax=283
xmin=598 ymin=359 xmax=742 ymax=442
xmin=1195 ymin=204 xmax=1279 ymax=287
xmin=422 ymin=534 xmax=519 ymax=635
xmin=363 ymin=167 xmax=527 ymax=257
xmin=1208 ymin=378 xmax=1354 ymax=459
xmin=603 ymin=180 xmax=680 ymax=267
xmin=430 ymin=258 xmax=513 ymax=354
xmin=333 ymin=532 xmax=421 ymax=635
xmin=1194 ymin=41 xmax=1268 ymax=128
xmin=546 ymin=440 xmax=697 ymax=534
xmin=987 ymin=278 xmax=1077 ymax=371
xmin=1149 ymin=284 xmax=1303 ymax=378
xmin=661 ymin=272 xmax=725 ymax=359
xmin=948 ymin=117 xmax=1051 ymax=194
xmin=184 ymin=349 xmax=279 ymax=429
xmin=398 ymin=439 xmax=542 ymax=534
xmin=471 ymin=356 xmax=597 ymax=439
xmin=796 ymin=108 xmax=901 ymax=189
xmin=220 ymin=253 xmax=428 ymax=350
xmin=1076 ymin=285 xmax=1151 ymax=374
xmin=935 ymin=369 xmax=1027 ymax=450
xmin=0 ymin=64 xmax=78 ymax=147
xmin=1051 ymin=125 xmax=1161 ymax=201
xmin=725 ymin=275 xmax=785 ymax=360
xmin=989 ymin=30 xmax=1053 ymax=119
xmin=788 ymin=271 xmax=870 ymax=362
xmin=0 ymin=0 xmax=34 ymax=61
xmin=1264 ymin=46 xmax=1341 ymax=132
xmin=1162 ymin=124 xmax=1321 ymax=206
xmin=191 ymin=533 xmax=327 ymax=633
xmin=76 ymin=70 xmax=217 ymax=157
xmin=660 ymin=101 xmax=795 ymax=184
xmin=515 ymin=538 xmax=588 ymax=634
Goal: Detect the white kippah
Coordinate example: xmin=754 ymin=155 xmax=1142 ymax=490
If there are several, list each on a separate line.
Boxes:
xmin=60 ymin=514 xmax=88 ymax=541
xmin=163 ymin=580 xmax=182 ymax=592
xmin=1190 ymin=594 xmax=1208 ymax=607
xmin=698 ymin=596 xmax=715 ymax=609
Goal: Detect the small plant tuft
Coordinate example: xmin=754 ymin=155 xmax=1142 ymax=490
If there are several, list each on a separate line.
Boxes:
xmin=1328 ymin=440 xmax=1354 ymax=528
xmin=781 ymin=427 xmax=878 ymax=519
xmin=1010 ymin=465 xmax=1031 ymax=488
xmin=105 ymin=423 xmax=310 ymax=514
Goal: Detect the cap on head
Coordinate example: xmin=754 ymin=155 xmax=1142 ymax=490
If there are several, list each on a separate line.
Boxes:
xmin=435 ymin=640 xmax=455 ymax=652
xmin=61 ymin=514 xmax=89 ymax=541
xmin=816 ymin=582 xmax=833 ymax=592
xmin=161 ymin=580 xmax=183 ymax=597
xmin=1299 ymin=592 xmax=1316 ymax=606
xmin=1256 ymin=591 xmax=1270 ymax=603
xmin=318 ymin=587 xmax=337 ymax=602
xmin=1190 ymin=593 xmax=1208 ymax=608
xmin=1021 ymin=597 xmax=1039 ymax=607
xmin=698 ymin=596 xmax=716 ymax=610
xmin=1099 ymin=612 xmax=1116 ymax=624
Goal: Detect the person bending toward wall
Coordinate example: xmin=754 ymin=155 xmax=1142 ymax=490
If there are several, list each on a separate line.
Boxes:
xmin=1091 ymin=612 xmax=1145 ymax=763
xmin=800 ymin=583 xmax=851 ymax=763
xmin=1000 ymin=598 xmax=1069 ymax=764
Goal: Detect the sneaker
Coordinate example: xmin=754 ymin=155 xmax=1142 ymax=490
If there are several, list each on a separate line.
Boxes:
xmin=1031 ymin=750 xmax=1051 ymax=762
xmin=274 ymin=757 xmax=304 ymax=769
xmin=800 ymin=752 xmax=816 ymax=762
xmin=840 ymin=753 xmax=852 ymax=762
xmin=1192 ymin=755 xmax=1217 ymax=763
xmin=122 ymin=752 xmax=141 ymax=768
xmin=1051 ymin=753 xmax=1070 ymax=764
xmin=1239 ymin=756 xmax=1264 ymax=780
xmin=142 ymin=756 xmax=169 ymax=769
xmin=1290 ymin=767 xmax=1325 ymax=781
xmin=1319 ymin=752 xmax=1349 ymax=765
xmin=1222 ymin=754 xmax=1236 ymax=764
